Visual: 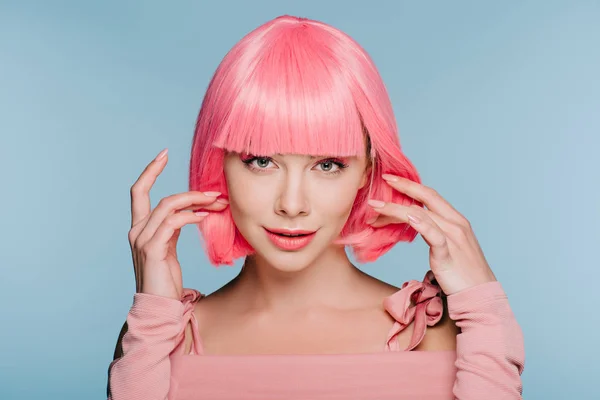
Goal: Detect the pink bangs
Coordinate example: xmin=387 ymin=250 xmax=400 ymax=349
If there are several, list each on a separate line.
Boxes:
xmin=209 ymin=17 xmax=367 ymax=157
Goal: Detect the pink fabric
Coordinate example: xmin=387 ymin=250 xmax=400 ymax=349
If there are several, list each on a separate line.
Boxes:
xmin=107 ymin=272 xmax=525 ymax=399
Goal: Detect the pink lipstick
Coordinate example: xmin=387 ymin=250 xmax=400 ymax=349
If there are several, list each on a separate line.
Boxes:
xmin=264 ymin=227 xmax=317 ymax=251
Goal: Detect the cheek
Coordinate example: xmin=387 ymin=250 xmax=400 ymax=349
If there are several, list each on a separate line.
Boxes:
xmin=225 ymin=171 xmax=264 ymax=222
xmin=315 ymin=181 xmax=361 ymax=222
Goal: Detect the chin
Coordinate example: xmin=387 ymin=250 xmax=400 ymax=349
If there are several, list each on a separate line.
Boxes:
xmin=243 ymin=228 xmax=330 ymax=273
xmin=260 ymin=250 xmax=319 ymax=273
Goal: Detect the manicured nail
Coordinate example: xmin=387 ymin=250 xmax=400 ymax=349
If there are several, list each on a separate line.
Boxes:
xmin=407 ymin=214 xmax=421 ymax=224
xmin=368 ymin=199 xmax=385 ymax=208
xmin=381 ymin=174 xmax=398 ymax=181
xmin=366 ymin=216 xmax=378 ymax=224
xmin=155 ymin=148 xmax=168 ymax=161
xmin=216 ymin=198 xmax=229 ymax=204
xmin=194 ymin=211 xmax=209 ymax=217
xmin=203 ymin=191 xmax=221 ymax=197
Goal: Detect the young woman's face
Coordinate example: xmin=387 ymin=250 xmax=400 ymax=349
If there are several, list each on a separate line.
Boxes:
xmin=223 ymin=151 xmax=370 ymax=272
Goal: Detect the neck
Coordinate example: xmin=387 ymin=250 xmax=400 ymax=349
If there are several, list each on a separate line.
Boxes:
xmin=232 ymin=246 xmax=367 ymax=313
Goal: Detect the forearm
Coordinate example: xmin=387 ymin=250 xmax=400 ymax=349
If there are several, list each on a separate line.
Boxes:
xmin=448 ymin=281 xmax=526 ymax=399
xmin=107 ymin=293 xmax=185 ymax=400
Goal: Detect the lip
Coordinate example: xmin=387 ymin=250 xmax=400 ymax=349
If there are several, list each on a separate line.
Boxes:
xmin=264 ymin=227 xmax=317 ymax=235
xmin=263 ymin=227 xmax=317 ymax=251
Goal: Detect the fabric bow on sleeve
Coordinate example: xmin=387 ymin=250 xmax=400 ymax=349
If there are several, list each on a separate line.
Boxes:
xmin=172 ymin=288 xmax=203 ymax=355
xmin=383 ymin=270 xmax=444 ymax=351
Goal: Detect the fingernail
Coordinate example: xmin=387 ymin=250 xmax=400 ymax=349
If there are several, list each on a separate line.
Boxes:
xmin=368 ymin=199 xmax=385 ymax=208
xmin=381 ymin=174 xmax=398 ymax=181
xmin=203 ymin=191 xmax=221 ymax=197
xmin=155 ymin=148 xmax=168 ymax=161
xmin=216 ymin=198 xmax=229 ymax=204
xmin=194 ymin=211 xmax=209 ymax=217
xmin=407 ymin=214 xmax=421 ymax=224
xmin=366 ymin=216 xmax=378 ymax=224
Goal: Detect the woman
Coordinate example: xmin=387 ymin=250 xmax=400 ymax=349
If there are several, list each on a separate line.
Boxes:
xmin=107 ymin=15 xmax=525 ymax=399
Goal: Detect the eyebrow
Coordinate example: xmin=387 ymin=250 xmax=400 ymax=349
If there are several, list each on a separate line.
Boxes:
xmin=271 ymin=154 xmax=343 ymax=160
xmin=272 ymin=154 xmax=318 ymax=159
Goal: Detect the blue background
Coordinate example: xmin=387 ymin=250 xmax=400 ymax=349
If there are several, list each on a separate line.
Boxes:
xmin=1 ymin=1 xmax=598 ymax=399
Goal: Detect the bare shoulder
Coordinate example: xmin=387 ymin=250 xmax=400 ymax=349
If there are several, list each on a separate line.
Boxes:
xmin=183 ymin=319 xmax=194 ymax=354
xmin=415 ymin=296 xmax=460 ymax=351
xmin=183 ymin=281 xmax=236 ymax=354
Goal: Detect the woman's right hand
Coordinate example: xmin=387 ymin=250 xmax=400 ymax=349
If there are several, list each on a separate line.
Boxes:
xmin=127 ymin=148 xmax=229 ymax=301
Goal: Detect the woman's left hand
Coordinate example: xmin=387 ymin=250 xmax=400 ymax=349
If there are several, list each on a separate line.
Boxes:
xmin=366 ymin=174 xmax=497 ymax=296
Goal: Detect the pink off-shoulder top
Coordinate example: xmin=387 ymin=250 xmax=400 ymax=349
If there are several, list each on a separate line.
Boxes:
xmin=107 ymin=271 xmax=525 ymax=399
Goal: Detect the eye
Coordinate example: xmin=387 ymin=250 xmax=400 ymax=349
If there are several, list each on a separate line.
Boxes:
xmin=241 ymin=156 xmax=273 ymax=170
xmin=319 ymin=160 xmax=336 ymax=172
xmin=241 ymin=155 xmax=349 ymax=176
xmin=255 ymin=157 xmax=272 ymax=169
xmin=317 ymin=158 xmax=349 ymax=175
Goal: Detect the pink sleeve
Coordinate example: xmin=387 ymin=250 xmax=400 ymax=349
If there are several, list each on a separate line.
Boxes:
xmin=447 ymin=281 xmax=526 ymax=399
xmin=107 ymin=292 xmax=186 ymax=400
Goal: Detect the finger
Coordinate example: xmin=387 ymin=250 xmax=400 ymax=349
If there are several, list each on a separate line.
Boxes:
xmin=381 ymin=174 xmax=466 ymax=224
xmin=128 ymin=196 xmax=227 ymax=246
xmin=367 ymin=201 xmax=451 ymax=231
xmin=368 ymin=199 xmax=474 ymax=248
xmin=407 ymin=208 xmax=450 ymax=255
xmin=146 ymin=196 xmax=229 ymax=213
xmin=367 ymin=200 xmax=451 ymax=261
xmin=404 ymin=209 xmax=452 ymax=263
xmin=189 ymin=197 xmax=229 ymax=213
xmin=143 ymin=210 xmax=209 ymax=260
xmin=130 ymin=148 xmax=169 ymax=228
xmin=366 ymin=214 xmax=394 ymax=228
xmin=135 ymin=191 xmax=225 ymax=246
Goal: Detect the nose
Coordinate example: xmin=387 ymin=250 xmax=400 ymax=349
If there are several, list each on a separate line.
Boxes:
xmin=274 ymin=172 xmax=310 ymax=218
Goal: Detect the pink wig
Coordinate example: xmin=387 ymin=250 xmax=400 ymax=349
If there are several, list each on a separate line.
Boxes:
xmin=189 ymin=15 xmax=423 ymax=266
